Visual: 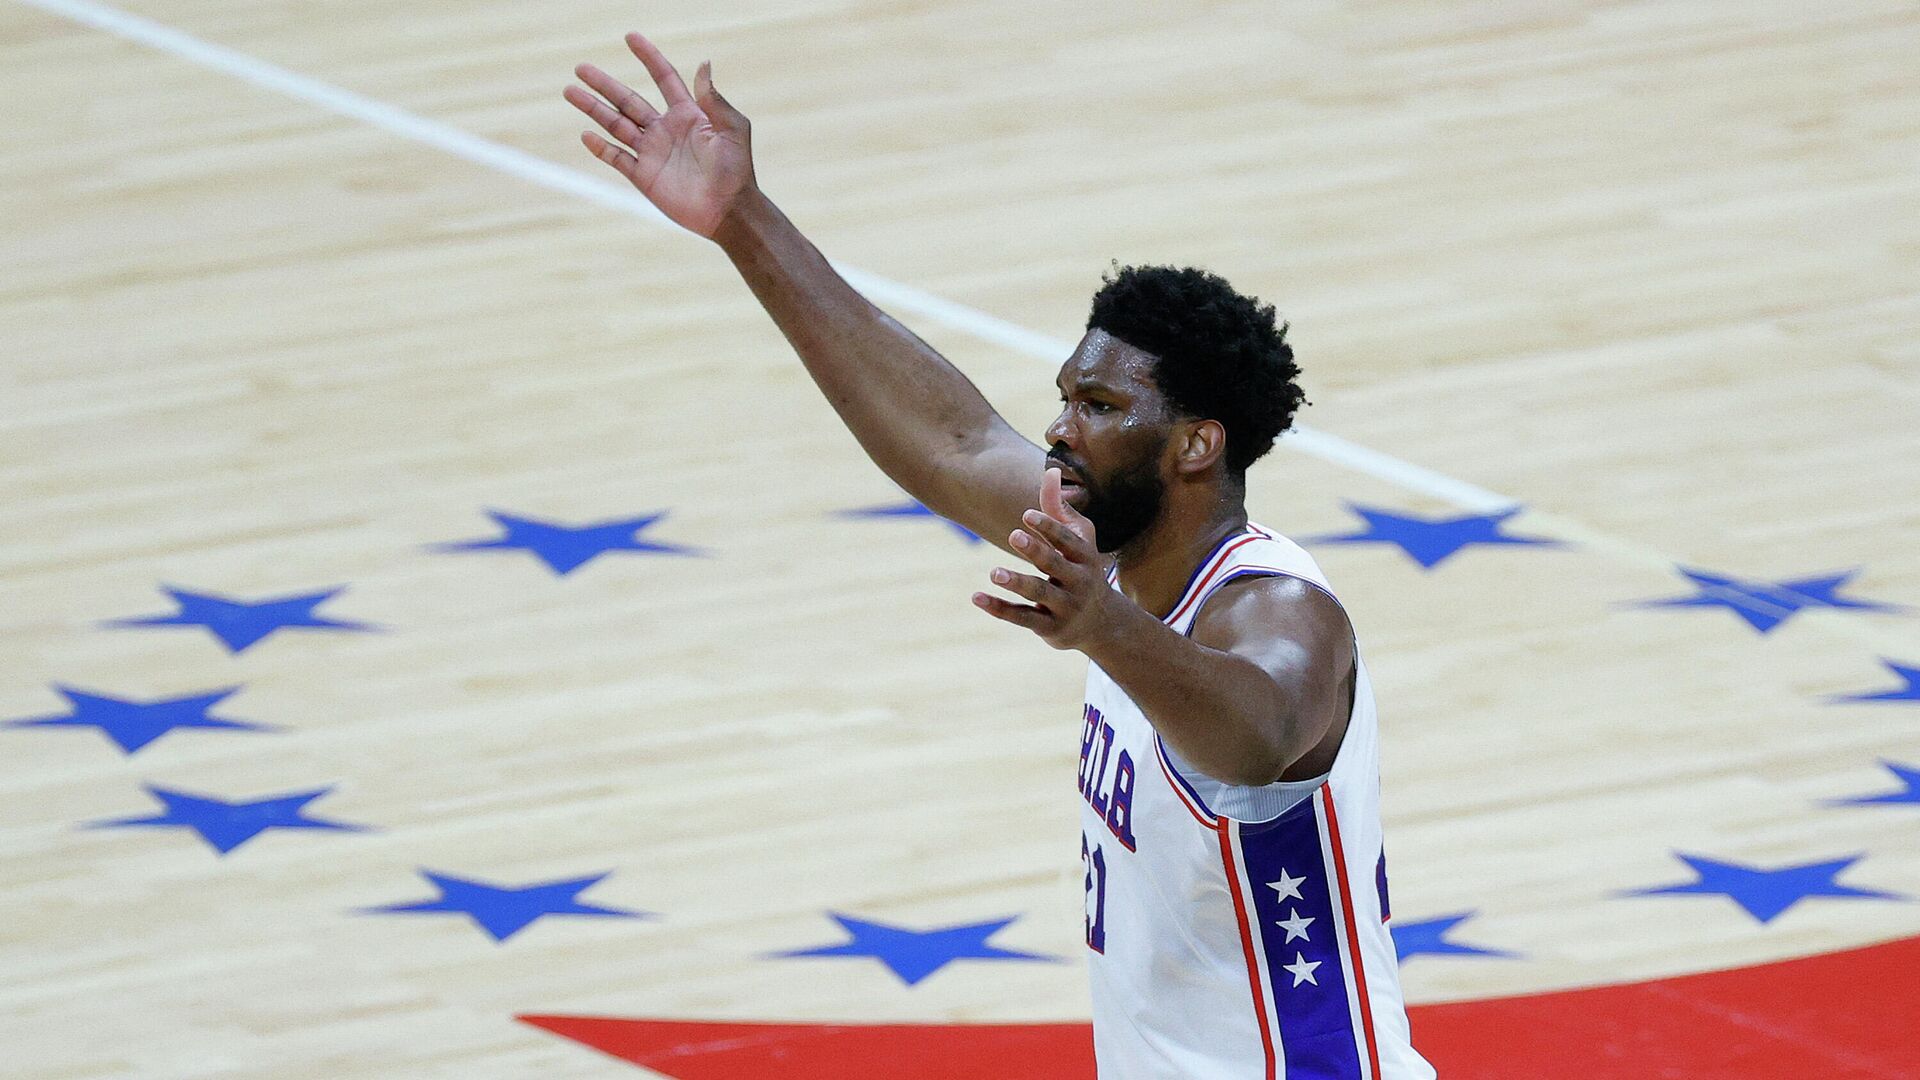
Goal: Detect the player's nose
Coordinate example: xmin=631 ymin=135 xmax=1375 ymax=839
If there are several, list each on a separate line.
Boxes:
xmin=1044 ymin=409 xmax=1076 ymax=449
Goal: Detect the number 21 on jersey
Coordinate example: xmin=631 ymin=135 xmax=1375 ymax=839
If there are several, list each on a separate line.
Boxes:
xmin=1082 ymin=831 xmax=1107 ymax=952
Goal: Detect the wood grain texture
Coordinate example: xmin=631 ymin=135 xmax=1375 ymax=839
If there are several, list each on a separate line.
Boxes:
xmin=2 ymin=1 xmax=1917 ymax=1076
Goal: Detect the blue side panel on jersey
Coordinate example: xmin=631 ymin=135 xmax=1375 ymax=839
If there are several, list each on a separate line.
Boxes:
xmin=1237 ymin=803 xmax=1364 ymax=1080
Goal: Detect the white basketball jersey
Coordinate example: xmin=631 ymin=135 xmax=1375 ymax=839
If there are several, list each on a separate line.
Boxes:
xmin=1077 ymin=524 xmax=1434 ymax=1079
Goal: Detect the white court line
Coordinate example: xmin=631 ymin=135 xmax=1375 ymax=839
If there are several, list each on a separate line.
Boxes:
xmin=17 ymin=0 xmax=1918 ymax=653
xmin=16 ymin=0 xmax=1520 ymax=514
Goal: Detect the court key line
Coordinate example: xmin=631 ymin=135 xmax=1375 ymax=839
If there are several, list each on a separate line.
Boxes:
xmin=19 ymin=0 xmax=1920 ymax=654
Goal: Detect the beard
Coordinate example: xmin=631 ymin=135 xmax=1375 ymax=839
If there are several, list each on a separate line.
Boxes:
xmin=1048 ymin=446 xmax=1165 ymax=553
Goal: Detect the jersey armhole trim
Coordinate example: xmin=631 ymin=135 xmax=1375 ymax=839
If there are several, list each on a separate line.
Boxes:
xmin=1153 ymin=734 xmax=1220 ymax=830
xmin=1169 ymin=564 xmax=1353 ymax=826
xmin=1179 ymin=566 xmax=1348 ymax=640
xmin=1163 ymin=530 xmax=1263 ymax=625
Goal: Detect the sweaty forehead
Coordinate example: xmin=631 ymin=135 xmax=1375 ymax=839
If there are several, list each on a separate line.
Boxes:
xmin=1056 ymin=329 xmax=1160 ymax=393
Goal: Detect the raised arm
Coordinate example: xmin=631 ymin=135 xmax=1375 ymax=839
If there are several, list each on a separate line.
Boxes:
xmin=565 ymin=33 xmax=1043 ymax=550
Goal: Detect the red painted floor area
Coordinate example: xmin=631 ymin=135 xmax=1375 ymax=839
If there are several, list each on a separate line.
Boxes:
xmin=521 ymin=933 xmax=1920 ymax=1078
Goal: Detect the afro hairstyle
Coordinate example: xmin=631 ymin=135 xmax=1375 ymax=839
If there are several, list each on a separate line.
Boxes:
xmin=1086 ymin=264 xmax=1305 ymax=477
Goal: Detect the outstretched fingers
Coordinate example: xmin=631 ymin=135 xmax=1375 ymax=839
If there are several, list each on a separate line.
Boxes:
xmin=581 ymin=131 xmax=639 ymax=180
xmin=1020 ymin=509 xmax=1093 ymax=564
xmin=971 ymin=591 xmax=1055 ymax=633
xmin=574 ymin=63 xmax=660 ymax=128
xmin=625 ymin=31 xmax=694 ymax=108
xmin=565 ymin=84 xmax=646 ymax=150
xmin=990 ymin=567 xmax=1062 ymax=607
xmin=1009 ymin=526 xmax=1073 ymax=579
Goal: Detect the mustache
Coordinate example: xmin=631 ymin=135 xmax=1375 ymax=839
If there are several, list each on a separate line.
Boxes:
xmin=1045 ymin=446 xmax=1088 ymax=476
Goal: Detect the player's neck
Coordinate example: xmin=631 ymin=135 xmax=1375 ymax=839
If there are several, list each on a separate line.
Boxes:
xmin=1112 ymin=495 xmax=1249 ymax=620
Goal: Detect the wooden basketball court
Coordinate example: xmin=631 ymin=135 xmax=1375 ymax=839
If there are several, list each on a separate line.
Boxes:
xmin=4 ymin=0 xmax=1917 ymax=1076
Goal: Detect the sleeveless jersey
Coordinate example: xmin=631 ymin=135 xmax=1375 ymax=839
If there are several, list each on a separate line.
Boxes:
xmin=1077 ymin=524 xmax=1435 ymax=1079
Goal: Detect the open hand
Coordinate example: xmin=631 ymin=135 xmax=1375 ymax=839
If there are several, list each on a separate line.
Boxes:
xmin=973 ymin=468 xmax=1113 ymax=651
xmin=565 ymin=33 xmax=754 ymax=238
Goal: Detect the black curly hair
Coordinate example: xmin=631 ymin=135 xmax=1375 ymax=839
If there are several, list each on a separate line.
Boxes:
xmin=1086 ymin=265 xmax=1306 ymax=478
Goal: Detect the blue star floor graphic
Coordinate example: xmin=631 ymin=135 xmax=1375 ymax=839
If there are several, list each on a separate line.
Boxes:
xmin=23 ymin=486 xmax=1918 ymax=1057
xmin=1632 ymin=568 xmax=1906 ymax=635
xmin=360 ymin=871 xmax=649 ymax=942
xmin=4 ymin=686 xmax=273 ymax=754
xmin=431 ymin=510 xmax=701 ymax=575
xmin=1389 ymin=912 xmax=1517 ymax=963
xmin=768 ymin=913 xmax=1059 ymax=986
xmin=90 ymin=785 xmax=369 ymax=855
xmin=1306 ymin=504 xmax=1561 ymax=569
xmin=104 ymin=586 xmax=379 ymax=653
xmin=1827 ymin=762 xmax=1920 ymax=807
xmin=836 ymin=500 xmax=983 ymax=544
xmin=1623 ymin=853 xmax=1906 ymax=924
xmin=1827 ymin=660 xmax=1920 ymax=704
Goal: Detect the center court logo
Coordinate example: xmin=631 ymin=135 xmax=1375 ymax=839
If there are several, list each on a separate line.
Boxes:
xmin=519 ymin=931 xmax=1920 ymax=1079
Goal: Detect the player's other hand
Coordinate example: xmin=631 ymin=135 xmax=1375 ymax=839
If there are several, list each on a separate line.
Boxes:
xmin=565 ymin=33 xmax=754 ymax=238
xmin=974 ymin=468 xmax=1114 ymax=652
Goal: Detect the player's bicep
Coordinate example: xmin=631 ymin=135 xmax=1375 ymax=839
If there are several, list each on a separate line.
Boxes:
xmin=917 ymin=414 xmax=1047 ymax=555
xmin=1191 ymin=576 xmax=1355 ymax=768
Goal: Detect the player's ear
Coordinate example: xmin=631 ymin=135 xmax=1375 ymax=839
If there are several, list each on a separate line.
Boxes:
xmin=1174 ymin=418 xmax=1227 ymax=476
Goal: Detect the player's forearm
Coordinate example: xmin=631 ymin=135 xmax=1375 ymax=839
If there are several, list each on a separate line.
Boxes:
xmin=1084 ymin=606 xmax=1303 ymax=787
xmin=712 ymin=188 xmax=1003 ymax=495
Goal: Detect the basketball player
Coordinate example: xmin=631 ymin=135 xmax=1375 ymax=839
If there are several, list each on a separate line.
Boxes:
xmin=566 ymin=32 xmax=1436 ymax=1079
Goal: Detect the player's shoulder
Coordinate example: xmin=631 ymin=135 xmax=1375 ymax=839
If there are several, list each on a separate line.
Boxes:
xmin=1197 ymin=571 xmax=1345 ymax=633
xmin=1217 ymin=523 xmax=1332 ymax=590
xmin=1191 ymin=524 xmax=1349 ymax=637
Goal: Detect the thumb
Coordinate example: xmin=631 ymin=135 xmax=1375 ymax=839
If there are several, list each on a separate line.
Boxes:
xmin=1041 ymin=467 xmax=1066 ymax=520
xmin=695 ymin=61 xmax=749 ymax=134
xmin=1061 ymin=496 xmax=1096 ymax=547
xmin=1043 ymin=468 xmax=1098 ymax=546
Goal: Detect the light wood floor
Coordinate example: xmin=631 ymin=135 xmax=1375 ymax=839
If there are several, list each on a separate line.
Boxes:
xmin=4 ymin=0 xmax=1918 ymax=1076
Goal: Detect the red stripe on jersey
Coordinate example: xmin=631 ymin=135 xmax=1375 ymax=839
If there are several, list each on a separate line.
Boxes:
xmin=1218 ymin=822 xmax=1279 ymax=1079
xmin=1166 ymin=533 xmax=1265 ymax=625
xmin=1321 ymin=786 xmax=1383 ymax=1079
xmin=1217 ymin=564 xmax=1304 ymax=577
xmin=1154 ymin=738 xmax=1219 ymax=830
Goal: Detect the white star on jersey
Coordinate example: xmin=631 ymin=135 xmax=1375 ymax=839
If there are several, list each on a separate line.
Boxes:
xmin=1283 ymin=952 xmax=1322 ymax=987
xmin=1275 ymin=907 xmax=1315 ymax=943
xmin=1076 ymin=528 xmax=1440 ymax=1077
xmin=1267 ymin=870 xmax=1306 ymax=903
